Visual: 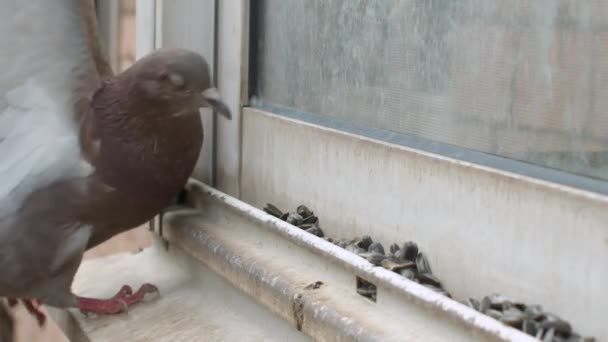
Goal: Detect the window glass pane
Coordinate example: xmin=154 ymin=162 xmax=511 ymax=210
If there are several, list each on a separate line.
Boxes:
xmin=252 ymin=0 xmax=608 ymax=180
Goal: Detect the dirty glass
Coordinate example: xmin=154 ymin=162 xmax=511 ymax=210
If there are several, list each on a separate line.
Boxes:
xmin=252 ymin=0 xmax=608 ymax=181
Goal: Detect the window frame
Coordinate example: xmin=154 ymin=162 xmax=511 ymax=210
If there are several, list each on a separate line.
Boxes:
xmin=241 ymin=0 xmax=608 ymax=196
xmin=135 ymin=0 xmax=608 ymax=197
xmin=138 ymin=3 xmax=608 ymax=339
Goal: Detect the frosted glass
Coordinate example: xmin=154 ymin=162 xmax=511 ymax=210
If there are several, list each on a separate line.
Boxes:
xmin=253 ymin=0 xmax=608 ymax=180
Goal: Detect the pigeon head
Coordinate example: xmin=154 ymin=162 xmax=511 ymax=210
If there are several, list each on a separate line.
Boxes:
xmin=125 ymin=48 xmax=231 ymax=119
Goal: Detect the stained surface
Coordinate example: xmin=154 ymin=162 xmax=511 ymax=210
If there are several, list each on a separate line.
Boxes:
xmin=253 ymin=0 xmax=608 ymax=180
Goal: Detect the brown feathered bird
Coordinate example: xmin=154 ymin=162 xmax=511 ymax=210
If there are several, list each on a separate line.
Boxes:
xmin=0 ymin=0 xmax=231 ymax=334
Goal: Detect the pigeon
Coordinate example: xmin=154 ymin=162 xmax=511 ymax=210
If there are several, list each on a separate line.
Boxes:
xmin=0 ymin=302 xmax=12 ymax=342
xmin=0 ymin=0 xmax=231 ymax=332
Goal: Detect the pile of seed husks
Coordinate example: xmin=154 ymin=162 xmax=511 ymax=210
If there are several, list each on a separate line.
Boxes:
xmin=264 ymin=204 xmax=449 ymax=297
xmin=263 ymin=203 xmax=325 ymax=237
xmin=466 ymin=294 xmax=594 ymax=341
xmin=263 ymin=202 xmax=594 ymax=342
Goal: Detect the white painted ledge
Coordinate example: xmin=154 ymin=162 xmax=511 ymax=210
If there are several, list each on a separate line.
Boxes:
xmin=51 ymin=181 xmax=535 ymax=341
xmin=240 ymin=107 xmax=608 ymax=341
xmin=49 ymin=240 xmax=307 ymax=342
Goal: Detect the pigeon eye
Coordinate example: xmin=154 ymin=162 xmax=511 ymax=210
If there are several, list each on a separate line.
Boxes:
xmin=158 ymin=72 xmax=169 ymax=81
xmin=169 ymin=73 xmax=185 ymax=88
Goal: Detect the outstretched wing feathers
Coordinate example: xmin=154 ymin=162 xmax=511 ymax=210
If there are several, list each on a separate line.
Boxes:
xmin=0 ymin=0 xmax=109 ymax=216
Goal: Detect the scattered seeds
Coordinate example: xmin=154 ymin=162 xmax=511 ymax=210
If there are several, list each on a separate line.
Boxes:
xmin=381 ymin=259 xmax=415 ymax=272
xmin=399 ymin=268 xmax=416 ymax=280
xmin=302 ymin=215 xmax=318 ymax=224
xmin=286 ymin=212 xmax=303 ymax=226
xmin=417 ymin=272 xmax=442 ymax=288
xmin=263 ymin=203 xmax=283 ymax=218
xmin=368 ymin=242 xmax=385 ymax=255
xmin=500 ymin=307 xmax=526 ymax=327
xmin=401 ymin=241 xmax=419 ymax=262
xmin=356 ymin=235 xmax=373 ymax=250
xmin=296 ymin=205 xmax=313 ymax=218
xmin=305 ymin=226 xmax=324 ymax=237
xmin=262 ymin=201 xmax=594 ymax=341
xmin=415 ymin=252 xmax=432 ymax=274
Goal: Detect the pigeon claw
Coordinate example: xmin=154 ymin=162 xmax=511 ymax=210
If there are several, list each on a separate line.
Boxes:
xmin=114 ymin=285 xmax=134 ymax=298
xmin=6 ymin=298 xmax=18 ymax=307
xmin=22 ymin=298 xmax=46 ymax=327
xmin=129 ymin=283 xmax=160 ymax=303
xmin=4 ymin=298 xmax=46 ymax=326
xmin=77 ymin=283 xmax=159 ymax=316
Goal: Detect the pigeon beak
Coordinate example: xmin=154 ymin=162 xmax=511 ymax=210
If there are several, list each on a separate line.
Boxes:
xmin=197 ymin=88 xmax=232 ymax=120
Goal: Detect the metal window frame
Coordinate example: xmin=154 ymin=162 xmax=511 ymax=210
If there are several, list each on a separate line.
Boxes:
xmin=137 ymin=2 xmax=607 ymax=339
xmin=244 ymin=0 xmax=608 ymax=197
xmin=95 ymin=0 xmax=120 ymax=71
xmin=213 ymin=0 xmax=250 ymax=197
xmin=224 ymin=4 xmax=608 ymax=339
xmin=137 ymin=0 xmax=608 ymax=197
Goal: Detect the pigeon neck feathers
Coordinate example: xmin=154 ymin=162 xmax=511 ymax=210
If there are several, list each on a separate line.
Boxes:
xmin=89 ymin=76 xmax=203 ymax=197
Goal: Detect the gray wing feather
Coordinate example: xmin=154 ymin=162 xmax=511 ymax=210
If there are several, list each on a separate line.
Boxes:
xmin=0 ymin=0 xmax=106 ymax=217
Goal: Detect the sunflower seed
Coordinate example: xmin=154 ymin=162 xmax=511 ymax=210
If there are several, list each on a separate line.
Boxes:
xmin=286 ymin=213 xmax=303 ymax=226
xmin=359 ymin=252 xmax=386 ymax=266
xmin=523 ymin=319 xmax=539 ymax=336
xmin=302 ymin=215 xmax=318 ymax=224
xmin=402 ymin=241 xmax=419 ymax=261
xmin=368 ymin=242 xmax=385 ymax=255
xmin=346 ymin=244 xmax=366 ymax=255
xmin=389 ymin=243 xmax=400 ymax=255
xmin=336 ymin=239 xmax=349 ymax=249
xmin=525 ymin=305 xmax=545 ymax=321
xmin=296 ymin=205 xmax=313 ymax=218
xmin=480 ymin=296 xmax=492 ymax=313
xmin=356 ymin=235 xmax=373 ymax=250
xmin=541 ymin=313 xmax=572 ymax=335
xmin=356 ymin=287 xmax=376 ymax=297
xmin=466 ymin=298 xmax=480 ymax=311
xmin=500 ymin=307 xmax=526 ymax=327
xmin=305 ymin=226 xmax=324 ymax=237
xmin=542 ymin=328 xmax=555 ymax=342
xmin=415 ymin=252 xmax=432 ymax=274
xmin=486 ymin=309 xmax=503 ymax=320
xmin=399 ymin=268 xmax=416 ymax=280
xmin=536 ymin=328 xmax=545 ymax=340
xmin=381 ymin=258 xmax=415 ymax=272
xmin=418 ymin=272 xmax=442 ymax=287
xmin=263 ymin=203 xmax=283 ymax=217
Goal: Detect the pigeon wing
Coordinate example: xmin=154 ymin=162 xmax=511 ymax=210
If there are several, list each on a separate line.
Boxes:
xmin=0 ymin=0 xmax=110 ymax=217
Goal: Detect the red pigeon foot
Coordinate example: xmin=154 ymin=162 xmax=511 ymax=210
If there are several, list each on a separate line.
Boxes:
xmin=5 ymin=297 xmax=45 ymax=326
xmin=22 ymin=298 xmax=45 ymax=326
xmin=77 ymin=283 xmax=159 ymax=315
xmin=6 ymin=298 xmax=18 ymax=307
